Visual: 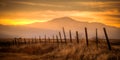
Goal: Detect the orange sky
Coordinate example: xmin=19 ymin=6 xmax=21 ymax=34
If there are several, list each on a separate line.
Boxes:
xmin=0 ymin=0 xmax=120 ymax=28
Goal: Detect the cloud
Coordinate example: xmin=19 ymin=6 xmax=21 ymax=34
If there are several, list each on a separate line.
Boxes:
xmin=0 ymin=0 xmax=120 ymax=12
xmin=0 ymin=0 xmax=120 ymax=27
xmin=11 ymin=1 xmax=64 ymax=8
xmin=0 ymin=11 xmax=81 ymax=20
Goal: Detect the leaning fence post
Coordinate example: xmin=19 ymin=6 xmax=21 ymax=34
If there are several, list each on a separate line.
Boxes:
xmin=59 ymin=32 xmax=62 ymax=43
xmin=17 ymin=38 xmax=20 ymax=45
xmin=69 ymin=30 xmax=72 ymax=43
xmin=39 ymin=36 xmax=41 ymax=43
xmin=53 ymin=35 xmax=55 ymax=43
xmin=63 ymin=27 xmax=67 ymax=43
xmin=56 ymin=35 xmax=59 ymax=43
xmin=45 ymin=35 xmax=46 ymax=44
xmin=24 ymin=38 xmax=26 ymax=44
xmin=76 ymin=31 xmax=79 ymax=43
xmin=103 ymin=27 xmax=111 ymax=50
xmin=48 ymin=37 xmax=50 ymax=43
xmin=85 ymin=27 xmax=89 ymax=46
xmin=35 ymin=37 xmax=37 ymax=43
xmin=28 ymin=38 xmax=31 ymax=44
xmin=14 ymin=38 xmax=17 ymax=45
xmin=32 ymin=38 xmax=34 ymax=44
xmin=96 ymin=28 xmax=98 ymax=48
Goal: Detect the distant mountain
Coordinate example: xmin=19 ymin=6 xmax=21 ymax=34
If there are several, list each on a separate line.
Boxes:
xmin=26 ymin=17 xmax=120 ymax=39
xmin=27 ymin=17 xmax=106 ymax=29
xmin=0 ymin=17 xmax=120 ymax=39
xmin=48 ymin=17 xmax=78 ymax=23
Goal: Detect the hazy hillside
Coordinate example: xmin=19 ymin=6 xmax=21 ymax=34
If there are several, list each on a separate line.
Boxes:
xmin=26 ymin=17 xmax=120 ymax=39
xmin=0 ymin=24 xmax=57 ymax=38
xmin=0 ymin=17 xmax=120 ymax=39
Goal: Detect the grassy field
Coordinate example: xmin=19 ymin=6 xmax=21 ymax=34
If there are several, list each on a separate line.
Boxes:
xmin=0 ymin=39 xmax=120 ymax=60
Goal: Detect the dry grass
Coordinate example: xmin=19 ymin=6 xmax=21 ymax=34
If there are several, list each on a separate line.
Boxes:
xmin=0 ymin=39 xmax=120 ymax=60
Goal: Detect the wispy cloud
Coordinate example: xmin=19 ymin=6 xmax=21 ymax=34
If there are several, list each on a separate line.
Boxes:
xmin=11 ymin=1 xmax=64 ymax=8
xmin=0 ymin=0 xmax=120 ymax=12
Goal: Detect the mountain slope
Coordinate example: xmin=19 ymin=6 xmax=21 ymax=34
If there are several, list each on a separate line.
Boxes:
xmin=26 ymin=17 xmax=120 ymax=39
xmin=0 ymin=17 xmax=120 ymax=39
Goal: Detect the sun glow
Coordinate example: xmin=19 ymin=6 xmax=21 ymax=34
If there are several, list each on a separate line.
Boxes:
xmin=0 ymin=19 xmax=47 ymax=25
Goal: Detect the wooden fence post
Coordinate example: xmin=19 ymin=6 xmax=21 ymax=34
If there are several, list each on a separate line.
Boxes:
xmin=14 ymin=38 xmax=17 ymax=45
xmin=76 ymin=31 xmax=79 ymax=43
xmin=32 ymin=38 xmax=34 ymax=44
xmin=103 ymin=28 xmax=111 ymax=50
xmin=63 ymin=27 xmax=67 ymax=43
xmin=17 ymin=38 xmax=19 ymax=45
xmin=48 ymin=37 xmax=50 ymax=43
xmin=28 ymin=39 xmax=31 ymax=44
xmin=34 ymin=37 xmax=36 ymax=43
xmin=59 ymin=32 xmax=62 ymax=43
xmin=53 ymin=35 xmax=55 ymax=43
xmin=85 ymin=27 xmax=89 ymax=46
xmin=56 ymin=35 xmax=59 ymax=43
xmin=96 ymin=28 xmax=98 ymax=48
xmin=69 ymin=30 xmax=72 ymax=43
xmin=24 ymin=38 xmax=26 ymax=44
xmin=39 ymin=36 xmax=41 ymax=43
xmin=35 ymin=37 xmax=37 ymax=43
xmin=45 ymin=35 xmax=46 ymax=43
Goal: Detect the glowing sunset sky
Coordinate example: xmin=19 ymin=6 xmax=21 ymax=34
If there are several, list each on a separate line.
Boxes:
xmin=0 ymin=0 xmax=120 ymax=27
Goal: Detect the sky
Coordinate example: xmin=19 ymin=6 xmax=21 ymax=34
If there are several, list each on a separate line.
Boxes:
xmin=0 ymin=0 xmax=120 ymax=27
